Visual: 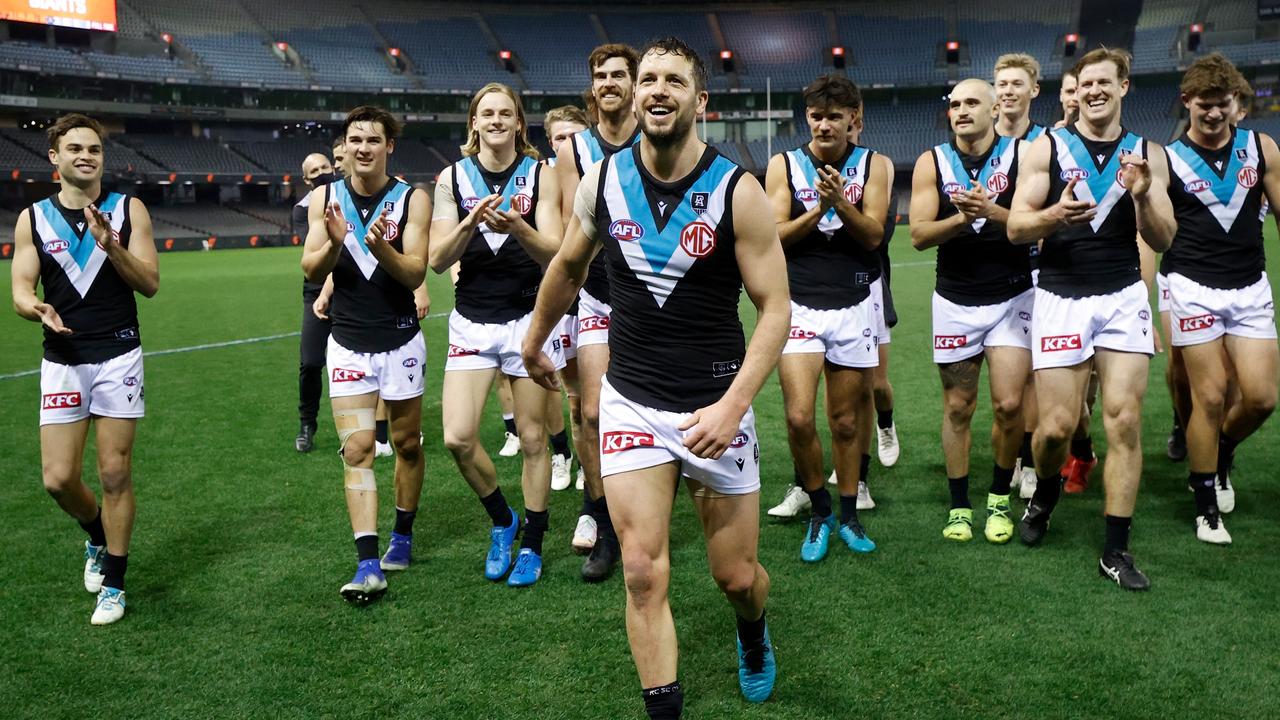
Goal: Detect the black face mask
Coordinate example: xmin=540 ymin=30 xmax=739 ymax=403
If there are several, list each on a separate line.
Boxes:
xmin=310 ymin=171 xmax=337 ymax=187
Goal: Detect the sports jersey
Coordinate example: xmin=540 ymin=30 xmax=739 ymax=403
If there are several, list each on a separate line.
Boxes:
xmin=29 ymin=191 xmax=139 ymax=365
xmin=930 ymin=136 xmax=1031 ymax=305
xmin=326 ymin=176 xmax=419 ymax=353
xmin=1038 ymin=125 xmax=1146 ymax=298
xmin=1162 ymin=127 xmax=1267 ymax=289
xmin=1023 ymin=123 xmax=1047 ymax=142
xmin=781 ymin=143 xmax=881 ymax=309
xmin=571 ymin=125 xmax=641 ymax=304
xmin=591 ymin=144 xmax=746 ymax=413
xmin=445 ymin=154 xmax=545 ymax=325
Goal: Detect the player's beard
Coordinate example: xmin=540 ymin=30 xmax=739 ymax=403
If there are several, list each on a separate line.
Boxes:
xmin=641 ymin=105 xmax=696 ymax=149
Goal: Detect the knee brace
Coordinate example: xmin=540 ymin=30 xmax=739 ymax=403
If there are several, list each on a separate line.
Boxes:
xmin=334 ymin=407 xmax=377 ymax=492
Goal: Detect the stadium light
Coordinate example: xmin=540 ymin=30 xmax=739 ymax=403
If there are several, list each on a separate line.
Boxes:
xmin=1189 ymin=23 xmax=1203 ymax=51
xmin=389 ymin=47 xmax=400 ymax=57
xmin=945 ymin=41 xmax=959 ymax=65
xmin=832 ymin=46 xmax=846 ymax=69
xmin=161 ymin=32 xmax=172 ymax=44
xmin=1064 ymin=33 xmax=1079 ymax=56
xmin=499 ymin=49 xmax=514 ymax=72
xmin=276 ymin=42 xmax=288 ymax=51
xmin=719 ymin=49 xmax=735 ymax=73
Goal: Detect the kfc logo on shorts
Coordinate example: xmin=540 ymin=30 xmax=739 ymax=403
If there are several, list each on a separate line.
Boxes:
xmin=794 ymin=188 xmax=819 ymax=203
xmin=602 ymin=431 xmax=656 ymax=454
xmin=579 ymin=315 xmax=610 ymax=332
xmin=1238 ymin=167 xmax=1258 ymax=188
xmin=1179 ymin=314 xmax=1216 ymax=332
xmin=461 ymin=197 xmax=481 ymax=212
xmin=730 ymin=432 xmax=750 ymax=448
xmin=1060 ymin=168 xmax=1090 ymax=182
xmin=934 ymin=335 xmax=968 ymax=350
xmin=511 ymin=194 xmax=532 ymax=215
xmin=943 ymin=182 xmax=965 ymax=196
xmin=383 ymin=219 xmax=399 ymax=241
xmin=789 ymin=326 xmax=816 ymax=340
xmin=332 ymin=368 xmax=366 ymax=382
xmin=42 ymin=392 xmax=82 ymax=410
xmin=609 ymin=219 xmax=644 ymax=242
xmin=123 ymin=376 xmax=139 ymax=387
xmin=402 ymin=358 xmax=419 ymax=368
xmin=447 ymin=345 xmax=479 ymax=358
xmin=1184 ymin=179 xmax=1211 ymax=194
xmin=986 ymin=172 xmax=1009 ymax=194
xmin=43 ymin=239 xmax=69 ymax=254
xmin=680 ymin=221 xmax=716 ymax=258
xmin=1041 ymin=334 xmax=1083 ymax=352
xmin=843 ymin=183 xmax=863 ymax=204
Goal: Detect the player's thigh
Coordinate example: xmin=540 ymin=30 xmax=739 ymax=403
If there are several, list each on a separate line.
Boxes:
xmin=40 ymin=419 xmax=91 ymax=484
xmin=442 ymin=369 xmax=498 ymax=442
xmin=604 ymin=464 xmax=679 ymax=561
xmin=93 ymin=417 xmax=138 ymax=480
xmin=510 ymin=377 xmax=551 ymax=432
xmin=1094 ymin=350 xmax=1150 ymax=419
xmin=1034 ymin=363 xmax=1091 ymax=429
xmin=688 ymin=482 xmax=761 ymax=575
xmin=778 ymin=352 xmax=824 ymax=419
xmin=823 ymin=363 xmax=871 ymax=420
xmin=385 ymin=395 xmax=423 ymax=445
xmin=1224 ymin=336 xmax=1279 ymax=406
xmin=576 ymin=344 xmax=610 ymax=411
xmin=332 ymin=391 xmax=380 ymax=453
xmin=985 ymin=346 xmax=1032 ymax=409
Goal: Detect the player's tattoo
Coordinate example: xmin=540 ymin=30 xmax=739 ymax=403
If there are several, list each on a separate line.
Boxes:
xmin=938 ymin=357 xmax=982 ymax=392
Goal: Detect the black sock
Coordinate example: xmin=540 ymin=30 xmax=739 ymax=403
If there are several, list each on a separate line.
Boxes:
xmin=948 ymin=475 xmax=971 ymax=509
xmin=1032 ymin=472 xmax=1063 ymax=508
xmin=393 ymin=507 xmax=417 ymax=536
xmin=1070 ymin=434 xmax=1093 ymax=461
xmin=581 ymin=487 xmax=594 ymax=516
xmin=736 ymin=609 xmax=767 ymax=649
xmin=521 ymin=509 xmax=548 ymax=554
xmin=354 ymin=535 xmax=379 ymax=562
xmin=1218 ymin=434 xmax=1240 ymax=476
xmin=793 ymin=467 xmax=805 ymax=489
xmin=375 ymin=419 xmax=389 ymax=445
xmin=1103 ymin=514 xmax=1131 ymax=555
xmin=1171 ymin=407 xmax=1183 ymax=432
xmin=839 ymin=494 xmax=859 ymax=524
xmin=550 ymin=430 xmax=570 ymax=458
xmin=990 ymin=465 xmax=1014 ymax=496
xmin=593 ymin=496 xmax=616 ymax=540
xmin=876 ymin=408 xmax=893 ymax=430
xmin=503 ymin=415 xmax=517 ymax=435
xmin=860 ymin=453 xmax=871 ymax=485
xmin=1019 ymin=432 xmax=1035 ymax=466
xmin=101 ymin=552 xmax=127 ymax=591
xmin=642 ymin=682 xmax=684 ymax=720
xmin=1189 ymin=471 xmax=1217 ymax=516
xmin=480 ymin=487 xmax=512 ymax=527
xmin=80 ymin=508 xmax=106 ymax=547
xmin=806 ymin=486 xmax=833 ymax=519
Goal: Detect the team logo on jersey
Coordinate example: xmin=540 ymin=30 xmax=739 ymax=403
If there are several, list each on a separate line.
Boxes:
xmin=711 ymin=359 xmax=741 ymax=378
xmin=511 ymin=194 xmax=532 ymax=215
xmin=42 ymin=392 xmax=82 ymax=410
xmin=384 ymin=201 xmax=395 ymax=213
xmin=345 ymin=221 xmax=356 ymax=234
xmin=43 ymin=239 xmax=69 ymax=254
xmin=123 ymin=376 xmax=139 ymax=387
xmin=991 ymin=157 xmax=1002 ymax=168
xmin=845 ymin=166 xmax=859 ymax=178
xmin=461 ymin=197 xmax=481 ymax=212
xmin=1237 ymin=148 xmax=1248 ymax=160
xmin=609 ymin=219 xmax=644 ymax=242
xmin=579 ymin=315 xmax=610 ymax=332
xmin=942 ymin=182 xmax=965 ymax=196
xmin=332 ymin=368 xmax=366 ymax=382
xmin=1184 ymin=179 xmax=1211 ymax=193
xmin=1060 ymin=168 xmax=1090 ymax=182
xmin=402 ymin=358 xmax=419 ymax=368
xmin=789 ymin=326 xmax=817 ymax=340
xmin=730 ymin=432 xmax=750 ymax=448
xmin=384 ymin=219 xmax=399 ymax=241
xmin=680 ymin=221 xmax=716 ymax=257
xmin=1179 ymin=314 xmax=1215 ymax=332
xmin=515 ymin=176 xmax=527 ymax=188
xmin=1238 ymin=167 xmax=1258 ymax=188
xmin=691 ymin=192 xmax=709 ymax=210
xmin=986 ymin=173 xmax=1009 ymax=194
xmin=447 ymin=345 xmax=479 ymax=357
xmin=843 ymin=183 xmax=863 ymax=204
xmin=1041 ymin=334 xmax=1082 ymax=352
xmin=934 ymin=335 xmax=968 ymax=350
xmin=602 ymin=431 xmax=655 ymax=453
xmin=794 ymin=188 xmax=819 ymax=203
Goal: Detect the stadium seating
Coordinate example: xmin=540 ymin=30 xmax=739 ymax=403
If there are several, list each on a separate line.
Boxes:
xmin=717 ymin=11 xmax=830 ymax=90
xmin=376 ymin=17 xmax=504 ymax=91
xmin=0 ymin=41 xmax=97 ymax=77
xmin=835 ymin=13 xmax=947 ymax=88
xmin=229 ymin=139 xmax=331 ymax=175
xmin=119 ymin=135 xmax=265 ymax=174
xmin=487 ymin=13 xmax=602 ymax=93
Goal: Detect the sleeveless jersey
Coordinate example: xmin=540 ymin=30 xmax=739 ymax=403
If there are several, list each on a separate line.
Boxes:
xmin=571 ymin=125 xmax=641 ymax=304
xmin=30 ymin=192 xmax=139 ymax=365
xmin=596 ymin=145 xmax=746 ymax=413
xmin=930 ymin=136 xmax=1031 ymax=305
xmin=327 ymin=176 xmax=419 ymax=353
xmin=1162 ymin=128 xmax=1267 ymax=289
xmin=781 ymin=143 xmax=880 ymax=309
xmin=1010 ymin=122 xmax=1046 ymax=268
xmin=1039 ymin=126 xmax=1146 ymax=298
xmin=451 ymin=154 xmax=544 ymax=324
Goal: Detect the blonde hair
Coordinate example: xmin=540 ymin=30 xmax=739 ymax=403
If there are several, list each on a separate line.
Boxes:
xmin=461 ymin=83 xmax=540 ymax=160
xmin=994 ymin=53 xmax=1041 ymax=85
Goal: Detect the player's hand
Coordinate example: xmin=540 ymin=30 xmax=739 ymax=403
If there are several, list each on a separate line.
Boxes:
xmin=466 ymin=194 xmax=504 ymax=228
xmin=364 ymin=208 xmax=391 ymax=252
xmin=414 ymin=285 xmax=430 ymax=319
xmin=951 ymin=181 xmax=995 ymax=221
xmin=84 ymin=205 xmax=117 ymax=253
xmin=35 ymin=302 xmax=72 ymax=335
xmin=324 ymin=202 xmax=347 ymax=245
xmin=521 ymin=344 xmax=561 ymax=391
xmin=1120 ymin=154 xmax=1152 ymax=199
xmin=677 ymin=399 xmax=745 ymax=460
xmin=1050 ymin=179 xmax=1097 ymax=227
xmin=482 ymin=206 xmax=529 ymax=237
xmin=815 ymin=165 xmax=846 ymax=209
xmin=312 ymin=293 xmax=330 ymax=320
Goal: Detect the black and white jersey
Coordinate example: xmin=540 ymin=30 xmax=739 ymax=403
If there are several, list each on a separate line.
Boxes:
xmin=29 ymin=192 xmax=140 ymax=365
xmin=1039 ymin=125 xmax=1146 ymax=298
xmin=1162 ymin=127 xmax=1268 ymax=289
xmin=571 ymin=126 xmax=641 ymax=304
xmin=780 ymin=143 xmax=880 ymax=309
xmin=450 ymin=154 xmax=544 ymax=324
xmin=595 ymin=144 xmax=746 ymax=413
xmin=930 ymin=136 xmax=1031 ymax=306
xmin=326 ymin=176 xmax=419 ymax=353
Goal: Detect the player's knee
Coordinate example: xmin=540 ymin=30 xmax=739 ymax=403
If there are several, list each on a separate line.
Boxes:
xmin=392 ymin=430 xmax=422 ymax=463
xmin=581 ymin=402 xmax=601 ymax=432
xmin=712 ymin=561 xmax=757 ymax=600
xmin=992 ymin=395 xmax=1023 ymax=429
xmin=517 ymin=423 xmax=547 ymax=455
xmin=1241 ymin=390 xmax=1276 ymax=420
xmin=342 ymin=433 xmax=375 ymax=466
xmin=944 ymin=394 xmax=977 ymax=428
xmin=784 ymin=406 xmax=817 ymax=437
xmin=568 ymin=397 xmax=583 ymax=427
xmin=41 ymin=464 xmax=78 ymax=497
xmin=827 ymin=409 xmax=857 ymax=442
xmin=98 ymin=458 xmax=132 ymax=495
xmin=1102 ymin=404 xmax=1142 ymax=445
xmin=622 ymin=552 xmax=667 ymax=605
xmin=1037 ymin=408 xmax=1075 ymax=446
xmin=441 ymin=427 xmax=476 ymax=457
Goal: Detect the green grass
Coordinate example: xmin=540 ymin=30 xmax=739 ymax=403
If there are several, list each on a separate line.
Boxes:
xmin=2 ymin=230 xmax=1279 ymax=719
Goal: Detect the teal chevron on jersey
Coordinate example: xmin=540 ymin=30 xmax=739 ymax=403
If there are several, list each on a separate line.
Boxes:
xmin=1168 ymin=129 xmax=1253 ymax=207
xmin=333 ymin=179 xmax=409 ymax=256
xmin=459 ymin=154 xmax=538 ymax=215
xmin=35 ymin=191 xmax=124 ymax=271
xmin=787 ymin=145 xmax=870 ymax=226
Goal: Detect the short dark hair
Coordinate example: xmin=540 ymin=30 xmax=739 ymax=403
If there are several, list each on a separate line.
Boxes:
xmin=802 ymin=75 xmax=862 ymax=113
xmin=48 ymin=113 xmax=106 ymax=151
xmin=331 ymin=135 xmax=345 ymax=149
xmin=342 ymin=105 xmax=401 ymax=142
xmin=639 ymin=36 xmax=708 ymax=93
xmin=588 ymin=43 xmax=639 ymax=81
xmin=1180 ymin=52 xmax=1246 ymax=100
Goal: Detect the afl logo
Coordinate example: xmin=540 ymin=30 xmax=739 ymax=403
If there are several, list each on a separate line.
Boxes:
xmin=794 ymin=188 xmax=818 ymax=203
xmin=461 ymin=197 xmax=481 ymax=211
xmin=609 ymin=219 xmax=644 ymax=242
xmin=943 ymin=182 xmax=965 ymax=195
xmin=384 ymin=219 xmax=399 ymax=241
xmin=402 ymin=358 xmax=418 ymax=368
xmin=43 ymin=239 xmax=69 ymax=254
xmin=1060 ymin=168 xmax=1090 ymax=181
xmin=345 ymin=221 xmax=355 ymax=233
xmin=730 ymin=432 xmax=750 ymax=448
xmin=511 ymin=194 xmax=532 ymax=215
xmin=1184 ymin=179 xmax=1210 ymax=193
xmin=680 ymin=221 xmax=716 ymax=257
xmin=843 ymin=183 xmax=863 ymax=204
xmin=1238 ymin=167 xmax=1258 ymax=188
xmin=986 ymin=172 xmax=1009 ymax=194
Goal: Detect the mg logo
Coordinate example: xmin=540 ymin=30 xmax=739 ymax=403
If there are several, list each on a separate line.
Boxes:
xmin=602 ymin=431 xmax=656 ymax=454
xmin=1238 ymin=167 xmax=1258 ymax=188
xmin=1179 ymin=314 xmax=1215 ymax=332
xmin=43 ymin=239 xmax=69 ymax=254
xmin=1041 ymin=334 xmax=1082 ymax=352
xmin=986 ymin=172 xmax=1009 ymax=194
xmin=511 ymin=194 xmax=532 ymax=215
xmin=42 ymin=392 xmax=82 ymax=409
xmin=943 ymin=182 xmax=965 ymax=195
xmin=934 ymin=335 xmax=968 ymax=350
xmin=461 ymin=197 xmax=481 ymax=211
xmin=1184 ymin=179 xmax=1210 ymax=193
xmin=609 ymin=219 xmax=644 ymax=242
xmin=1060 ymin=168 xmax=1089 ymax=182
xmin=680 ymin=221 xmax=716 ymax=258
xmin=843 ymin=183 xmax=863 ymax=204
xmin=383 ymin=219 xmax=399 ymax=241
xmin=794 ymin=188 xmax=818 ymax=203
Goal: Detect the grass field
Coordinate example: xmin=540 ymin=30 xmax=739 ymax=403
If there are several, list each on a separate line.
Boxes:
xmin=2 ymin=229 xmax=1279 ymax=719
